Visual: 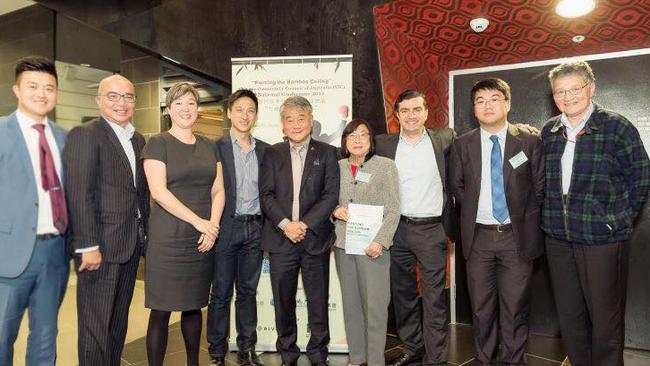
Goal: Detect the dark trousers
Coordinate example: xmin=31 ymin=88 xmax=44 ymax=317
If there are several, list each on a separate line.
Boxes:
xmin=0 ymin=236 xmax=69 ymax=366
xmin=545 ymin=237 xmax=627 ymax=366
xmin=391 ymin=221 xmax=448 ymax=365
xmin=76 ymin=247 xmax=141 ymax=366
xmin=207 ymin=218 xmax=264 ymax=356
xmin=269 ymin=246 xmax=330 ymax=364
xmin=467 ymin=228 xmax=532 ymax=366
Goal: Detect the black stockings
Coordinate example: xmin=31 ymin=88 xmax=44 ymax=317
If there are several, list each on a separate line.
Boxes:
xmin=146 ymin=309 xmax=202 ymax=366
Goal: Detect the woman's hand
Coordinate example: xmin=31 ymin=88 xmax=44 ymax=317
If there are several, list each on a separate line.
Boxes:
xmin=365 ymin=242 xmax=383 ymax=259
xmin=197 ymin=233 xmax=216 ymax=252
xmin=193 ymin=218 xmax=219 ymax=239
xmin=332 ymin=206 xmax=350 ymax=221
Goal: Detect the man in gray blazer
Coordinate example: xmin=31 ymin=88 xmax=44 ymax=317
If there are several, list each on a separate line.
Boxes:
xmin=0 ymin=56 xmax=70 ymax=365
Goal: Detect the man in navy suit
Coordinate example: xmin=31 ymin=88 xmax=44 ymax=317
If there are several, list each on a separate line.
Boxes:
xmin=0 ymin=56 xmax=70 ymax=365
xmin=207 ymin=89 xmax=268 ymax=366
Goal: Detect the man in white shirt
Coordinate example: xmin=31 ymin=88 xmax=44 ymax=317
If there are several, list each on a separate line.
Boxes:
xmin=63 ymin=74 xmax=149 ymax=366
xmin=0 ymin=56 xmax=70 ymax=365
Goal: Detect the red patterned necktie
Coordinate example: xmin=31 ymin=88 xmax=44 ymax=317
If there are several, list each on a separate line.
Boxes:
xmin=32 ymin=124 xmax=68 ymax=234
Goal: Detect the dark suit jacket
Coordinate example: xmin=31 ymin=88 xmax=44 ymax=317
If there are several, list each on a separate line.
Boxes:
xmin=449 ymin=123 xmax=544 ymax=260
xmin=259 ymin=139 xmax=340 ymax=255
xmin=63 ymin=117 xmax=149 ymax=264
xmin=375 ymin=128 xmax=458 ymax=242
xmin=215 ymin=133 xmax=269 ymax=251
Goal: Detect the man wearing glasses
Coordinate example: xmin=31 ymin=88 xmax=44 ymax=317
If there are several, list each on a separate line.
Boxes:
xmin=64 ymin=74 xmax=149 ymax=366
xmin=542 ymin=61 xmax=650 ymax=366
xmin=449 ymin=78 xmax=544 ymax=365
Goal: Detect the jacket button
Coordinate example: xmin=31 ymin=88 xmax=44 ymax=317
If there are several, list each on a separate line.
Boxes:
xmin=349 ymin=199 xmax=353 ymax=203
xmin=35 ymin=202 xmax=39 ymax=207
xmin=353 ymin=181 xmax=358 ymax=185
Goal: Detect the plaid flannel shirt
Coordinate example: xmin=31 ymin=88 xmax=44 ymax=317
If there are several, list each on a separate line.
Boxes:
xmin=542 ymin=104 xmax=650 ymax=244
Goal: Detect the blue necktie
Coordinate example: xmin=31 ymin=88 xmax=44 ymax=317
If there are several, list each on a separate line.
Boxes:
xmin=490 ymin=135 xmax=509 ymax=223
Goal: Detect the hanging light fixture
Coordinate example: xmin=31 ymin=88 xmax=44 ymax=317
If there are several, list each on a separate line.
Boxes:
xmin=556 ymin=0 xmax=596 ymax=18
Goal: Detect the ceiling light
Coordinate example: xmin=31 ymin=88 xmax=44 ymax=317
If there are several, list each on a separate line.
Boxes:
xmin=572 ymin=35 xmax=585 ymax=43
xmin=556 ymin=0 xmax=595 ymax=18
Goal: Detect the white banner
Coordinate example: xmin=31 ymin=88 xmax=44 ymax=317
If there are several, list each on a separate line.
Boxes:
xmin=231 ymin=55 xmax=353 ymax=146
xmin=230 ymin=55 xmax=352 ymax=353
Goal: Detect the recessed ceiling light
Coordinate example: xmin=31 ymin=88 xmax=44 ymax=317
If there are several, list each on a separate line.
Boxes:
xmin=572 ymin=35 xmax=585 ymax=43
xmin=556 ymin=0 xmax=595 ymax=18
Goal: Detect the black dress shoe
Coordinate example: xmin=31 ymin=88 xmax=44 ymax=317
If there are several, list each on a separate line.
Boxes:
xmin=238 ymin=351 xmax=265 ymax=366
xmin=311 ymin=362 xmax=329 ymax=366
xmin=388 ymin=352 xmax=422 ymax=366
xmin=208 ymin=357 xmax=226 ymax=366
xmin=281 ymin=362 xmax=298 ymax=366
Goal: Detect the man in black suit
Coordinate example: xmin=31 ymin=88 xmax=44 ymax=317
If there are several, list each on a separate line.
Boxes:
xmin=375 ymin=89 xmax=457 ymax=366
xmin=259 ymin=96 xmax=339 ymax=366
xmin=63 ymin=74 xmax=149 ymax=366
xmin=449 ymin=78 xmax=544 ymax=364
xmin=207 ymin=89 xmax=268 ymax=366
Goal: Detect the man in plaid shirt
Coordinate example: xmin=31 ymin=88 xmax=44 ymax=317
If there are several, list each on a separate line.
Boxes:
xmin=542 ymin=60 xmax=650 ymax=366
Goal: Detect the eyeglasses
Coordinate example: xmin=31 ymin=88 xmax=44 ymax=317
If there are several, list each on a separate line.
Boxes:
xmin=347 ymin=132 xmax=370 ymax=141
xmin=100 ymin=92 xmax=137 ymax=103
xmin=552 ymin=82 xmax=590 ymax=99
xmin=473 ymin=97 xmax=506 ymax=107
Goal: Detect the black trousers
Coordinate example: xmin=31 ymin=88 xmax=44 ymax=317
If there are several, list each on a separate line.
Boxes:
xmin=546 ymin=237 xmax=627 ymax=366
xmin=467 ymin=228 xmax=532 ymax=366
xmin=207 ymin=218 xmax=264 ymax=356
xmin=391 ymin=221 xmax=448 ymax=365
xmin=76 ymin=247 xmax=141 ymax=366
xmin=269 ymin=246 xmax=330 ymax=364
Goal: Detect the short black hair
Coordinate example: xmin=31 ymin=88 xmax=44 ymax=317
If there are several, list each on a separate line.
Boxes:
xmin=340 ymin=118 xmax=376 ymax=162
xmin=15 ymin=56 xmax=57 ymax=82
xmin=470 ymin=78 xmax=511 ymax=102
xmin=394 ymin=89 xmax=428 ymax=113
xmin=228 ymin=89 xmax=258 ymax=112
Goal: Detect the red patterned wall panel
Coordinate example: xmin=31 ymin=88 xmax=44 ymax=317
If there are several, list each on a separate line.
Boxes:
xmin=374 ymin=0 xmax=650 ymax=130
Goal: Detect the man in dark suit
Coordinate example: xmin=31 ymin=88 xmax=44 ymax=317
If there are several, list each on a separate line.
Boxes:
xmin=207 ymin=89 xmax=268 ymax=366
xmin=259 ymin=96 xmax=339 ymax=366
xmin=375 ymin=90 xmax=457 ymax=366
xmin=0 ymin=56 xmax=69 ymax=365
xmin=449 ymin=78 xmax=544 ymax=364
xmin=63 ymin=74 xmax=149 ymax=366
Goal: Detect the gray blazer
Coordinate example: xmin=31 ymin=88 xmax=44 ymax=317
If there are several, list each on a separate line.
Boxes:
xmin=0 ymin=112 xmax=67 ymax=278
xmin=333 ymin=155 xmax=400 ymax=250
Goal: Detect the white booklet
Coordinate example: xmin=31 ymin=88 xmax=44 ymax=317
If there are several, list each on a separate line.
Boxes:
xmin=345 ymin=203 xmax=384 ymax=255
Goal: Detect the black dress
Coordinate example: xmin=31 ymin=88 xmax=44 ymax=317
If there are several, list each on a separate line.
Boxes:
xmin=142 ymin=131 xmax=217 ymax=311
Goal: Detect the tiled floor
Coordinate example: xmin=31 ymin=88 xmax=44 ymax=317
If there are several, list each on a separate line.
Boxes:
xmin=11 ymin=270 xmax=650 ymax=365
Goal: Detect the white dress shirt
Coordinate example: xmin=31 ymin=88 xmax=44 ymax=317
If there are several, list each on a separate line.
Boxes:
xmin=476 ymin=124 xmax=511 ymax=225
xmin=560 ymin=102 xmax=594 ymax=195
xmin=395 ymin=130 xmax=444 ymax=217
xmin=16 ymin=110 xmax=62 ymax=235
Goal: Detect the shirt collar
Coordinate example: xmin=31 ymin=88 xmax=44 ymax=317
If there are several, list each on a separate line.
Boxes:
xmin=480 ymin=122 xmax=508 ymax=142
xmin=230 ymin=129 xmax=256 ymax=150
xmin=16 ymin=109 xmax=49 ymax=130
xmin=103 ymin=116 xmax=135 ymax=140
xmin=560 ymin=101 xmax=593 ymax=133
xmin=289 ymin=136 xmax=310 ymax=150
xmin=399 ymin=128 xmax=427 ymax=145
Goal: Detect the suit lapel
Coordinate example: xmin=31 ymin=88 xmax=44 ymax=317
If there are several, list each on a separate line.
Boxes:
xmin=503 ymin=123 xmax=521 ymax=190
xmin=7 ymin=113 xmax=37 ymax=188
xmin=426 ymin=129 xmax=446 ymax=189
xmin=220 ymin=136 xmax=237 ymax=198
xmin=300 ymin=140 xmax=317 ymax=189
xmin=468 ymin=129 xmax=482 ymax=190
xmin=99 ymin=118 xmax=135 ymax=186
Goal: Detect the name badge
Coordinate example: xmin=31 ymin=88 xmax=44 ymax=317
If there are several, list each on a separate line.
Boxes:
xmin=356 ymin=171 xmax=372 ymax=183
xmin=509 ymin=151 xmax=528 ymax=169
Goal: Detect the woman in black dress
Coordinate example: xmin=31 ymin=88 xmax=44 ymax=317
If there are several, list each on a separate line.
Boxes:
xmin=142 ymin=82 xmax=225 ymax=366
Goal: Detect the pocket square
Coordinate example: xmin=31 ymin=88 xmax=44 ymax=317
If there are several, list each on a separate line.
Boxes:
xmin=313 ymin=160 xmax=320 ymax=166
